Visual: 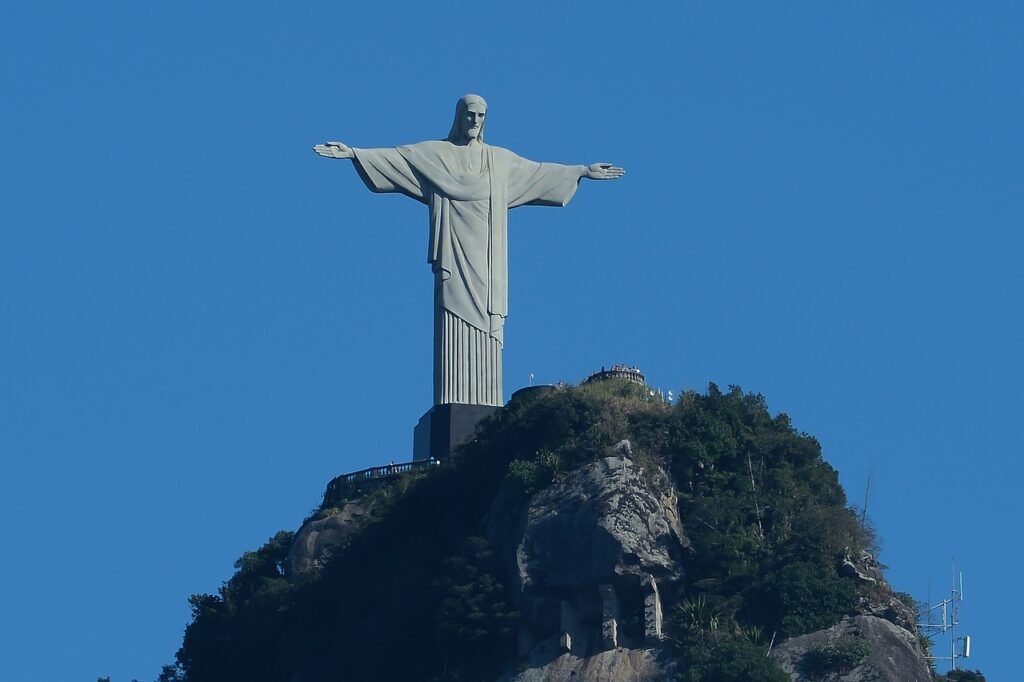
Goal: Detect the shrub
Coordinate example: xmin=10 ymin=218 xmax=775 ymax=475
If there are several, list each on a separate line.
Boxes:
xmin=946 ymin=670 xmax=986 ymax=682
xmin=742 ymin=560 xmax=859 ymax=637
xmin=505 ymin=450 xmax=561 ymax=494
xmin=801 ymin=635 xmax=871 ymax=677
xmin=677 ymin=637 xmax=790 ymax=682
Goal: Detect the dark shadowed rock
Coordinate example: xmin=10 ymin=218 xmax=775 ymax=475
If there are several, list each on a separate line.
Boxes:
xmin=285 ymin=499 xmax=372 ymax=577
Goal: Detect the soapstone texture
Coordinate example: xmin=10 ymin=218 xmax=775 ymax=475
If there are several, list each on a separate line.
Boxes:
xmin=314 ymin=95 xmax=623 ymax=407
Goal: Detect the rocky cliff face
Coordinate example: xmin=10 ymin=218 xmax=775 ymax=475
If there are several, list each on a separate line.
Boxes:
xmin=772 ymin=615 xmax=932 ymax=682
xmin=178 ymin=384 xmax=944 ymax=682
xmin=286 ymin=439 xmax=931 ymax=681
xmin=490 ymin=441 xmax=684 ymax=680
xmin=286 ymin=498 xmax=369 ymax=576
xmin=491 ymin=447 xmax=926 ymax=681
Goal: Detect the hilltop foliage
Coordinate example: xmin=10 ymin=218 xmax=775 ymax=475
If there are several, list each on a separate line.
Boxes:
xmin=158 ymin=381 xmax=938 ymax=681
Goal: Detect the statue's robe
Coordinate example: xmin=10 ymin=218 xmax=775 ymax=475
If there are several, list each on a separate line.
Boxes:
xmin=351 ymin=141 xmax=582 ymax=406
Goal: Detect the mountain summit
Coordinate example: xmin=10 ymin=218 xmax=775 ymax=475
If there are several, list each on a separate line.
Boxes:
xmin=168 ymin=380 xmax=973 ymax=681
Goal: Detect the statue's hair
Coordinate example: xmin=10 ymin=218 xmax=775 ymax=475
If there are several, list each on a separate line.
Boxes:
xmin=446 ymin=94 xmax=488 ymax=143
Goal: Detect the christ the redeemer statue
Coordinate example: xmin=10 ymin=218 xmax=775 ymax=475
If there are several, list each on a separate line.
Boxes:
xmin=314 ymin=94 xmax=624 ymax=408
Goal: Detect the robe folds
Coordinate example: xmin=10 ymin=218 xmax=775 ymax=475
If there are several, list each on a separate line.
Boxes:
xmin=351 ymin=141 xmax=582 ymax=406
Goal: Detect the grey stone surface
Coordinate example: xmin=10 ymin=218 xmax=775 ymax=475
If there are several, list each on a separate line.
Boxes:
xmin=314 ymin=95 xmax=623 ymax=407
xmin=489 ymin=440 xmax=685 ymax=673
xmin=514 ymin=442 xmax=684 ymax=591
xmin=285 ymin=498 xmax=372 ymax=577
xmin=771 ymin=615 xmax=933 ymax=682
xmin=500 ymin=647 xmax=677 ymax=682
xmin=842 ymin=548 xmax=919 ymax=633
xmin=642 ymin=575 xmax=664 ymax=642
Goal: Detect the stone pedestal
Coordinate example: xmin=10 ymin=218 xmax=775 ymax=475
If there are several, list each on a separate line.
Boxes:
xmin=413 ymin=403 xmax=498 ymax=462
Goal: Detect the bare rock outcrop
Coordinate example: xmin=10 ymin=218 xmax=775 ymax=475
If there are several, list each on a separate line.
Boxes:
xmin=771 ymin=614 xmax=932 ymax=682
xmin=493 ymin=440 xmax=686 ymax=680
xmin=841 ymin=549 xmax=919 ymax=633
xmin=285 ymin=498 xmax=372 ymax=577
xmin=503 ymin=647 xmax=677 ymax=682
xmin=515 ymin=442 xmax=684 ymax=590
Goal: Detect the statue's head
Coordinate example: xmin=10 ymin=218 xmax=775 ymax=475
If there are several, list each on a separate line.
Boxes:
xmin=447 ymin=94 xmax=488 ymax=144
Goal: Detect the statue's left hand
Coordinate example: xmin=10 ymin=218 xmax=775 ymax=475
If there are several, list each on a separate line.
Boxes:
xmin=585 ymin=163 xmax=625 ymax=180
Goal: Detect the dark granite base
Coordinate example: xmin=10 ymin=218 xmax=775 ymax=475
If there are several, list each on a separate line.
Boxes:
xmin=413 ymin=403 xmax=498 ymax=462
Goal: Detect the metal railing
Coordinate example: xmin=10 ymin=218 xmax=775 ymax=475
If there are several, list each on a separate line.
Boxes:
xmin=330 ymin=458 xmax=439 ymax=488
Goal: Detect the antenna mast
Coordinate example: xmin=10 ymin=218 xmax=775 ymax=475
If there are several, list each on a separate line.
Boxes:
xmin=860 ymin=468 xmax=872 ymax=528
xmin=917 ymin=562 xmax=972 ymax=672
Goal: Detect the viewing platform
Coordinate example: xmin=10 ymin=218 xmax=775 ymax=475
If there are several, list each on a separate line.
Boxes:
xmin=583 ymin=364 xmax=646 ymax=386
xmin=328 ymin=365 xmax=646 ymax=498
xmin=324 ymin=458 xmax=440 ymax=498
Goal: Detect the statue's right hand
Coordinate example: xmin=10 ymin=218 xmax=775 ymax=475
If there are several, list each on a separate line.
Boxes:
xmin=313 ymin=141 xmax=354 ymax=159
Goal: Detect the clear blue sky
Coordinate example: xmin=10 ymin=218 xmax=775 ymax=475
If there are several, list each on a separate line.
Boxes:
xmin=2 ymin=2 xmax=1020 ymax=680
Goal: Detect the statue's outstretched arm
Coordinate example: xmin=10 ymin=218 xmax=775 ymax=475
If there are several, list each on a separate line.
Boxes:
xmin=583 ymin=162 xmax=625 ymax=180
xmin=313 ymin=141 xmax=354 ymax=159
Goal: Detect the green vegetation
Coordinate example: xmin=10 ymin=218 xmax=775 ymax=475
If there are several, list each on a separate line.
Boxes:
xmin=944 ymin=671 xmax=987 ymax=682
xmin=161 ymin=380 xmax=973 ymax=681
xmin=800 ymin=635 xmax=872 ymax=677
xmin=671 ymin=594 xmax=790 ymax=681
xmin=676 ymin=636 xmax=790 ymax=682
xmin=652 ymin=385 xmax=871 ymax=680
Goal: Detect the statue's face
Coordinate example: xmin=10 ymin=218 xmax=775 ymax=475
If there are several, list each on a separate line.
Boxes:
xmin=460 ymin=102 xmax=486 ymax=142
